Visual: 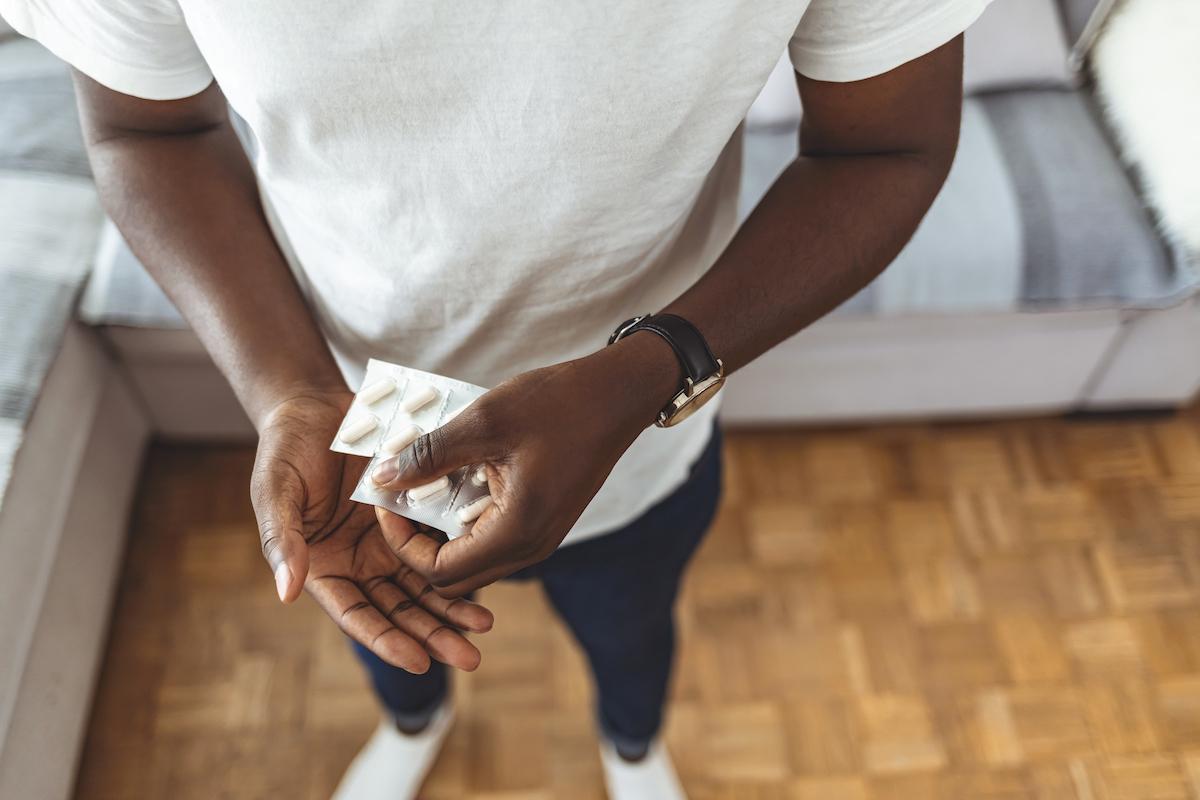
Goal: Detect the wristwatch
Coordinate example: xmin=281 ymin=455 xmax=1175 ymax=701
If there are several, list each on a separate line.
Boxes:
xmin=608 ymin=313 xmax=725 ymax=428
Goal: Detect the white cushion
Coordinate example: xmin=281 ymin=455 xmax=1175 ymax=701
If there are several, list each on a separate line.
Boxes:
xmin=1092 ymin=0 xmax=1200 ymax=262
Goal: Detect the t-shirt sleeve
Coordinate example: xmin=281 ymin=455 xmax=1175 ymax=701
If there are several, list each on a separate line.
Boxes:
xmin=0 ymin=0 xmax=213 ymax=99
xmin=790 ymin=0 xmax=992 ymax=83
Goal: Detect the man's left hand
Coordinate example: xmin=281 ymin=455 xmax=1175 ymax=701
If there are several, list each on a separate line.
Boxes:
xmin=371 ymin=332 xmax=681 ymax=596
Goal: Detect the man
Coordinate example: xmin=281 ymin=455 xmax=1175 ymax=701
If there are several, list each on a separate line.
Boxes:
xmin=2 ymin=0 xmax=984 ymax=796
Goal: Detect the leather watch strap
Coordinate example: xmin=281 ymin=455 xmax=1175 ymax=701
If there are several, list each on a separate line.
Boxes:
xmin=614 ymin=313 xmax=720 ymax=385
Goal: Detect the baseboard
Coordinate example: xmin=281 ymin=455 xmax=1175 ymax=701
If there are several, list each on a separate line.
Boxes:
xmin=1064 ymin=406 xmax=1179 ymax=421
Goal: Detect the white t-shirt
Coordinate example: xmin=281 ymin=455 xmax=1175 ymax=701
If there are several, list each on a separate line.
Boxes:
xmin=3 ymin=0 xmax=987 ymax=546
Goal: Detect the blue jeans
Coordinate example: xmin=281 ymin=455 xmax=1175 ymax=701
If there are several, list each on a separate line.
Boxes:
xmin=353 ymin=425 xmax=722 ymax=753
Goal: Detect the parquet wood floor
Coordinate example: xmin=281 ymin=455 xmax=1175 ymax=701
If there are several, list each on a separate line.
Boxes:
xmin=73 ymin=403 xmax=1200 ymax=800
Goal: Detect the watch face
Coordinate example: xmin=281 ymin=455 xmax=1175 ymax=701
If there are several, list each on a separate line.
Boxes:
xmin=658 ymin=376 xmax=724 ymax=427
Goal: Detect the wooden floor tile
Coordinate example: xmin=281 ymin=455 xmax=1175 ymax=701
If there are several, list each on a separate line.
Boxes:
xmin=72 ymin=404 xmax=1200 ymax=798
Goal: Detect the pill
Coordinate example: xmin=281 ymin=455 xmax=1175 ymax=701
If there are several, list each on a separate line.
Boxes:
xmin=382 ymin=424 xmax=422 ymax=455
xmin=471 ymin=466 xmax=489 ymax=487
xmin=399 ymin=384 xmax=438 ymax=414
xmin=358 ymin=377 xmax=396 ymax=406
xmin=408 ymin=475 xmax=450 ymax=505
xmin=456 ymin=494 xmax=493 ymax=523
xmin=339 ymin=415 xmax=379 ymax=444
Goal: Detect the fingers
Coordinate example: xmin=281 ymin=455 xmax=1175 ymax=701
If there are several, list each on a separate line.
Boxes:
xmin=427 ymin=528 xmax=531 ymax=596
xmin=362 ymin=578 xmax=483 ymax=672
xmin=376 ymin=506 xmax=444 ymax=576
xmin=391 ymin=551 xmax=495 ymax=634
xmin=307 ymin=570 xmax=487 ymax=673
xmin=307 ymin=575 xmax=431 ymax=673
xmin=256 ymin=501 xmax=310 ymax=604
xmin=377 ymin=502 xmax=539 ymax=597
xmin=434 ymin=489 xmax=546 ymax=592
xmin=370 ymin=416 xmax=492 ymax=491
xmin=371 ymin=510 xmax=496 ymax=631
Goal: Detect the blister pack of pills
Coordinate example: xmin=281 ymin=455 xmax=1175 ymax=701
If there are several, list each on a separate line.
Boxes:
xmin=330 ymin=359 xmax=493 ymax=539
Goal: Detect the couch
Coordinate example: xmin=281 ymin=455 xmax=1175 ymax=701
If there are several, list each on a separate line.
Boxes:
xmin=0 ymin=33 xmax=150 ymax=800
xmin=1 ymin=0 xmax=1197 ymax=797
xmin=727 ymin=0 xmax=1199 ymax=423
xmin=74 ymin=0 xmax=1200 ymax=436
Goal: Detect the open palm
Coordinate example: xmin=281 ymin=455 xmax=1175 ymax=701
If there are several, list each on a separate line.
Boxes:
xmin=251 ymin=391 xmax=492 ymax=673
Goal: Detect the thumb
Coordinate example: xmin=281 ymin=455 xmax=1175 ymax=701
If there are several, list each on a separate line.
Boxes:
xmin=255 ymin=494 xmax=311 ymax=604
xmin=370 ymin=419 xmax=491 ymax=491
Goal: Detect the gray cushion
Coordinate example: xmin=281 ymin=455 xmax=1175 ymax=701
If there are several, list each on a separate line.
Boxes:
xmin=0 ymin=270 xmax=85 ymax=420
xmin=741 ymin=88 xmax=1197 ymax=317
xmin=0 ymin=39 xmax=100 ymax=513
xmin=79 ymin=223 xmax=188 ymax=328
xmin=982 ymin=90 xmax=1194 ymax=309
xmin=80 ymin=109 xmax=259 ymax=330
xmin=0 ymin=75 xmax=90 ymax=178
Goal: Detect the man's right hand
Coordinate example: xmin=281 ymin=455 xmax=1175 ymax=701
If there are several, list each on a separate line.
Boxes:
xmin=251 ymin=390 xmax=494 ymax=673
xmin=72 ymin=73 xmax=494 ymax=671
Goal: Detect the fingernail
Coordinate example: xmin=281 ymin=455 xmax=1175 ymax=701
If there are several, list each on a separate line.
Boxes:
xmin=274 ymin=562 xmax=292 ymax=601
xmin=372 ymin=458 xmax=399 ymax=486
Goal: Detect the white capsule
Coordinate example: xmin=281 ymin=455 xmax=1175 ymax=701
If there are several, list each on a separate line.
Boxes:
xmin=357 ymin=377 xmax=396 ymax=406
xmin=455 ymin=494 xmax=493 ymax=524
xmin=399 ymin=384 xmax=438 ymax=414
xmin=381 ymin=424 xmax=422 ymax=455
xmin=407 ymin=475 xmax=450 ymax=505
xmin=471 ymin=466 xmax=489 ymax=487
xmin=339 ymin=414 xmax=379 ymax=444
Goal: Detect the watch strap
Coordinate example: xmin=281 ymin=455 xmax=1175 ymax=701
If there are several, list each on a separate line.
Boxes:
xmin=614 ymin=313 xmax=720 ymax=385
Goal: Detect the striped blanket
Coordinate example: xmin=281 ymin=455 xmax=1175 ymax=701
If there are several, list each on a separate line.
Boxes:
xmin=741 ymin=91 xmax=1198 ymax=317
xmin=0 ymin=39 xmax=102 ymax=512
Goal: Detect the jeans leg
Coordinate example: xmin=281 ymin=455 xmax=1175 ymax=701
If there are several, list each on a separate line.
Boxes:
xmin=351 ymin=641 xmax=447 ymax=732
xmin=535 ymin=426 xmax=722 ymax=754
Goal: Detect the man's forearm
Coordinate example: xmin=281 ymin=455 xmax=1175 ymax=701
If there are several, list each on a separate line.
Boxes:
xmin=75 ymin=77 xmax=346 ymax=427
xmin=609 ymin=147 xmax=954 ymax=423
xmin=666 ymin=147 xmax=951 ymax=372
xmin=616 ymin=41 xmax=963 ymax=417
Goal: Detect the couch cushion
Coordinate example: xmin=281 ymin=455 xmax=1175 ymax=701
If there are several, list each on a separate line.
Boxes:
xmin=79 ymin=110 xmax=259 ymax=329
xmin=741 ymin=89 xmax=1198 ymax=317
xmin=0 ymin=75 xmax=89 ymax=178
xmin=96 ymin=84 xmax=1200 ymax=330
xmin=79 ymin=220 xmax=187 ymax=328
xmin=982 ymin=89 xmax=1193 ymax=307
xmin=0 ymin=37 xmax=88 ymax=180
xmin=0 ymin=39 xmax=100 ymax=514
xmin=867 ymin=98 xmax=1024 ymax=314
xmin=746 ymin=0 xmax=1077 ymax=132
